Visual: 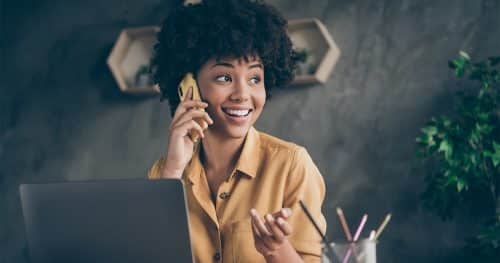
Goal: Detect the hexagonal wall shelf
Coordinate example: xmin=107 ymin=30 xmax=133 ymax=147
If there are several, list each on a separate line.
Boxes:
xmin=107 ymin=26 xmax=161 ymax=95
xmin=107 ymin=19 xmax=340 ymax=93
xmin=288 ymin=18 xmax=340 ymax=85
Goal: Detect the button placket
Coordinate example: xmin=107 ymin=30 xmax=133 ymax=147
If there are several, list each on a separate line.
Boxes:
xmin=218 ymin=172 xmax=236 ymax=202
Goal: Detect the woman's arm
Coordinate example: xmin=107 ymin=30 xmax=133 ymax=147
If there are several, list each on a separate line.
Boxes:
xmin=281 ymin=147 xmax=327 ymax=262
xmin=148 ymin=87 xmax=213 ymax=179
xmin=264 ymin=239 xmax=303 ymax=263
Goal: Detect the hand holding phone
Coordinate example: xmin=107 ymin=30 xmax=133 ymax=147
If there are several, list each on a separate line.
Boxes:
xmin=161 ymin=73 xmax=213 ymax=179
xmin=177 ymin=73 xmax=209 ymax=142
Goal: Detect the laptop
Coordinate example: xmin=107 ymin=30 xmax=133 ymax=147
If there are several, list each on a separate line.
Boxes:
xmin=19 ymin=179 xmax=193 ymax=263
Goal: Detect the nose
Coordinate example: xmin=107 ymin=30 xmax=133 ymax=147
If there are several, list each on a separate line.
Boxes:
xmin=229 ymin=77 xmax=250 ymax=102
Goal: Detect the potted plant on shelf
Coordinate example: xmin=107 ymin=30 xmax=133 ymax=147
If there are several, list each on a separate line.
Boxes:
xmin=416 ymin=51 xmax=500 ymax=262
xmin=292 ymin=47 xmax=316 ymax=75
xmin=135 ymin=64 xmax=153 ymax=88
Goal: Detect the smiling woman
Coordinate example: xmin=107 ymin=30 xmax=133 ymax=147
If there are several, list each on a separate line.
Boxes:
xmin=147 ymin=1 xmax=327 ymax=262
xmin=196 ymin=56 xmax=266 ymax=139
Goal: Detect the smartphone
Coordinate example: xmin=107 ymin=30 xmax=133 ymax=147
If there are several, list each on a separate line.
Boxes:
xmin=178 ymin=72 xmax=202 ymax=102
xmin=178 ymin=73 xmax=207 ymax=142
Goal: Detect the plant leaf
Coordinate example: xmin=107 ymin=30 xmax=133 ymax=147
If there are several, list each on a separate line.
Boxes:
xmin=448 ymin=60 xmax=457 ymax=69
xmin=488 ymin=56 xmax=500 ymax=66
xmin=460 ymin=51 xmax=471 ymax=61
xmin=457 ymin=179 xmax=466 ymax=192
xmin=421 ymin=125 xmax=438 ymax=136
xmin=491 ymin=141 xmax=500 ymax=167
xmin=439 ymin=140 xmax=453 ymax=160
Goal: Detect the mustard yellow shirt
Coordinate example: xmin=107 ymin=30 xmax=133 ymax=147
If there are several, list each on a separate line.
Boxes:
xmin=148 ymin=126 xmax=326 ymax=263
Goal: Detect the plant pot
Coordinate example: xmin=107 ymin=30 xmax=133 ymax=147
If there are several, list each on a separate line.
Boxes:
xmin=135 ymin=74 xmax=153 ymax=88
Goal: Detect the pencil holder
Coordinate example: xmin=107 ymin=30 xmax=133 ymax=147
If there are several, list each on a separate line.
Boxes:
xmin=321 ymin=238 xmax=377 ymax=263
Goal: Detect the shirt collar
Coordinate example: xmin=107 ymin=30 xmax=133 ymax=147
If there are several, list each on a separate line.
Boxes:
xmin=184 ymin=126 xmax=261 ymax=184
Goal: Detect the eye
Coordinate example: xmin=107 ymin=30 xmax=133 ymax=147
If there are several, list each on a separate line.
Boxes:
xmin=250 ymin=76 xmax=261 ymax=85
xmin=215 ymin=74 xmax=231 ymax=82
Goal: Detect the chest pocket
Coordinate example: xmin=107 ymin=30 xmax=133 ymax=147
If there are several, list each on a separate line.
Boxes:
xmin=227 ymin=218 xmax=265 ymax=263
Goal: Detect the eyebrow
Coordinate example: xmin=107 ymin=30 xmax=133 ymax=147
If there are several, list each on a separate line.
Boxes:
xmin=211 ymin=62 xmax=263 ymax=70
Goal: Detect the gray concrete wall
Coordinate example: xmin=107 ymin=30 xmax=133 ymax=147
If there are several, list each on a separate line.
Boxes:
xmin=2 ymin=0 xmax=499 ymax=262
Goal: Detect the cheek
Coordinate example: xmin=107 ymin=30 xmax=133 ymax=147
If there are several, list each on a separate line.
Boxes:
xmin=200 ymin=85 xmax=225 ymax=105
xmin=201 ymin=87 xmax=228 ymax=118
xmin=254 ymin=88 xmax=266 ymax=109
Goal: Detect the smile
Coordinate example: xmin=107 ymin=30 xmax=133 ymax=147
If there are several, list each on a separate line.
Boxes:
xmin=222 ymin=108 xmax=253 ymax=117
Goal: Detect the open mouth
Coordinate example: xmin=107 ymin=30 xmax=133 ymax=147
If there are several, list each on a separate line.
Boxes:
xmin=222 ymin=108 xmax=253 ymax=117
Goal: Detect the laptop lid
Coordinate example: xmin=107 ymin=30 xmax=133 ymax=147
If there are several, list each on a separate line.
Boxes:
xmin=19 ymin=179 xmax=193 ymax=263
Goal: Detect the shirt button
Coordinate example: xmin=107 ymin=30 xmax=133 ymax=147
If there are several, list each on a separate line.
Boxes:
xmin=213 ymin=252 xmax=221 ymax=261
xmin=219 ymin=192 xmax=230 ymax=200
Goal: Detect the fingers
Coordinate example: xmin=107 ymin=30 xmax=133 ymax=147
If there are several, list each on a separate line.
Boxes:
xmin=250 ymin=209 xmax=271 ymax=236
xmin=173 ymin=85 xmax=208 ymax=121
xmin=172 ymin=119 xmax=205 ymax=141
xmin=250 ymin=208 xmax=296 ymax=257
xmin=251 ymin=225 xmax=273 ymax=257
xmin=264 ymin=214 xmax=285 ymax=242
xmin=170 ymin=110 xmax=213 ymax=132
xmin=252 ymin=219 xmax=277 ymax=252
xmin=275 ymin=217 xmax=292 ymax=236
xmin=270 ymin=208 xmax=293 ymax=236
xmin=180 ymin=100 xmax=208 ymax=111
xmin=172 ymin=100 xmax=208 ymax=124
xmin=251 ymin=218 xmax=262 ymax=238
xmin=251 ymin=209 xmax=292 ymax=242
xmin=271 ymin=208 xmax=292 ymax=220
xmin=251 ymin=212 xmax=274 ymax=252
xmin=251 ymin=208 xmax=293 ymax=237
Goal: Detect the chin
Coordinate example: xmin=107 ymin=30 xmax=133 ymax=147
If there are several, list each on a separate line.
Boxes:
xmin=221 ymin=124 xmax=251 ymax=139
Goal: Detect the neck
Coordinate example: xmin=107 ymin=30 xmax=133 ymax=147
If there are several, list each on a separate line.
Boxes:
xmin=200 ymin=129 xmax=246 ymax=177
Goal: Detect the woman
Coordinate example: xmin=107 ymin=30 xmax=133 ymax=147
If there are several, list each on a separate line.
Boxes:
xmin=148 ymin=1 xmax=326 ymax=262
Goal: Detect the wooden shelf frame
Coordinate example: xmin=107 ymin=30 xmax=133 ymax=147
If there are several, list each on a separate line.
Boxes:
xmin=288 ymin=18 xmax=341 ymax=85
xmin=107 ymin=26 xmax=161 ymax=96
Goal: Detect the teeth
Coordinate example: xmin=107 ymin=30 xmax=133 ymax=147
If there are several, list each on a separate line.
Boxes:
xmin=225 ymin=109 xmax=250 ymax=116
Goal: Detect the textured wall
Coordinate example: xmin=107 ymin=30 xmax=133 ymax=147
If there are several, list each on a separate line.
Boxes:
xmin=2 ymin=0 xmax=499 ymax=262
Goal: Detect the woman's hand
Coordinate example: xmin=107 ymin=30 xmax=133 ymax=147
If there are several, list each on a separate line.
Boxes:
xmin=162 ymin=86 xmax=213 ymax=179
xmin=250 ymin=208 xmax=294 ymax=259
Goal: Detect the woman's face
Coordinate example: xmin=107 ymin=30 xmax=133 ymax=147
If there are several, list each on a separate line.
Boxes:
xmin=196 ymin=55 xmax=266 ymax=139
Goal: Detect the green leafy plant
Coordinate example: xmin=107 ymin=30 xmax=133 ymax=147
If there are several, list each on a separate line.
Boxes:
xmin=136 ymin=64 xmax=151 ymax=76
xmin=416 ymin=51 xmax=500 ymax=261
xmin=292 ymin=48 xmax=316 ymax=75
xmin=292 ymin=47 xmax=309 ymax=63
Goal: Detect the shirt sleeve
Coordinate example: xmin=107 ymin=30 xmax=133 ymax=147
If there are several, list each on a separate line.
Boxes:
xmin=147 ymin=156 xmax=167 ymax=179
xmin=284 ymin=146 xmax=327 ymax=263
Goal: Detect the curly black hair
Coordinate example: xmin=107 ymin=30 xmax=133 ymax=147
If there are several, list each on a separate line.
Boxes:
xmin=151 ymin=0 xmax=297 ymax=116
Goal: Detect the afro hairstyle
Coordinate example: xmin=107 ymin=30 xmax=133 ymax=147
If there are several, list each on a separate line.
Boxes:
xmin=151 ymin=0 xmax=298 ymax=116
